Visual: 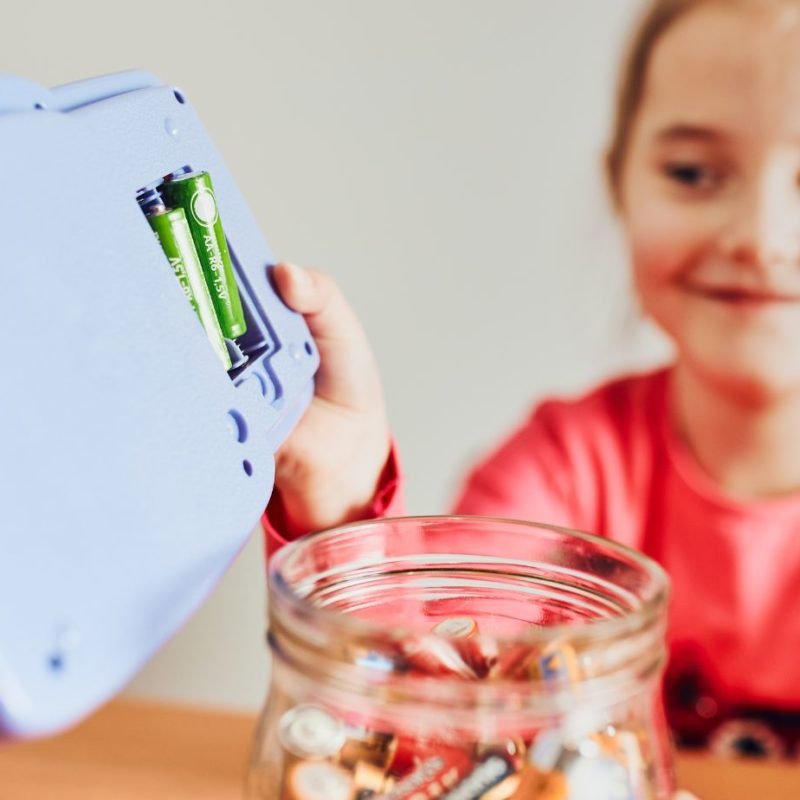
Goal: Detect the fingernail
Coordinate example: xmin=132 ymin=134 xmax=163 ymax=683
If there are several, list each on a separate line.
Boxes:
xmin=285 ymin=262 xmax=311 ymax=291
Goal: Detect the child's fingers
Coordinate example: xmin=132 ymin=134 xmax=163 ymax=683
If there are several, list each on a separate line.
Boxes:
xmin=273 ymin=262 xmax=360 ymax=344
xmin=672 ymin=792 xmax=700 ymax=800
xmin=272 ymin=262 xmax=382 ymax=407
xmin=272 ymin=262 xmax=320 ymax=314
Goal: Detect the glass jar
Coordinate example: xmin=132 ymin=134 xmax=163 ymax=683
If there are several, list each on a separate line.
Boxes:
xmin=248 ymin=516 xmax=673 ymax=799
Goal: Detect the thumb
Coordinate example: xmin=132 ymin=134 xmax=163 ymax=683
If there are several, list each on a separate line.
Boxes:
xmin=272 ymin=262 xmax=382 ymax=408
xmin=273 ymin=262 xmax=317 ymax=313
xmin=273 ymin=262 xmax=360 ymax=345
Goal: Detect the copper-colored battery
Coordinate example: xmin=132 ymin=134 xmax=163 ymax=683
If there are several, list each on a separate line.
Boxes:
xmin=538 ymin=640 xmax=581 ymax=687
xmin=402 ymin=633 xmax=477 ymax=679
xmin=282 ymin=760 xmax=354 ymax=800
xmin=508 ymin=764 xmax=567 ymax=800
xmin=352 ymin=760 xmax=390 ymax=794
xmin=488 ymin=643 xmax=539 ymax=681
xmin=339 ymin=728 xmax=398 ymax=770
xmin=431 ymin=617 xmax=498 ymax=678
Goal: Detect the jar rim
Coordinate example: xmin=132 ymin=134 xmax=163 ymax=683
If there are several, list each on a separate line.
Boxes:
xmin=269 ymin=515 xmax=670 ymax=650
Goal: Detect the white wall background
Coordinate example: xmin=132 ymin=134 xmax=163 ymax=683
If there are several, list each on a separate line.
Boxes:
xmin=2 ymin=0 xmax=671 ymax=711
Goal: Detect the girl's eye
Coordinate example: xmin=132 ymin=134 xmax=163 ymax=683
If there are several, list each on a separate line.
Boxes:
xmin=663 ymin=162 xmax=721 ymax=191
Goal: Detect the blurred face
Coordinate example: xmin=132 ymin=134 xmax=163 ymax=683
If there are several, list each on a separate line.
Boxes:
xmin=620 ymin=1 xmax=800 ymax=402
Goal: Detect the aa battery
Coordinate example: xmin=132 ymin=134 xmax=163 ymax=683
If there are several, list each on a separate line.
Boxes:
xmin=595 ymin=729 xmax=647 ymax=799
xmin=160 ymin=171 xmax=247 ymax=339
xmin=339 ymin=728 xmax=398 ymax=770
xmin=431 ymin=617 xmax=478 ymax=640
xmin=509 ymin=764 xmax=565 ymax=799
xmin=553 ymin=741 xmax=635 ymax=800
xmin=282 ymin=760 xmax=354 ymax=800
xmin=475 ymin=739 xmax=527 ymax=773
xmin=479 ymin=773 xmax=523 ymax=800
xmin=539 ymin=640 xmax=581 ymax=687
xmin=488 ymin=643 xmax=539 ymax=681
xmin=352 ymin=761 xmax=390 ymax=795
xmin=440 ymin=752 xmax=515 ymax=800
xmin=486 ymin=639 xmax=581 ymax=684
xmin=278 ymin=704 xmax=346 ymax=760
xmin=146 ymin=203 xmax=232 ymax=370
xmin=402 ymin=633 xmax=477 ymax=679
xmin=381 ymin=749 xmax=473 ymax=800
xmin=432 ymin=617 xmax=497 ymax=678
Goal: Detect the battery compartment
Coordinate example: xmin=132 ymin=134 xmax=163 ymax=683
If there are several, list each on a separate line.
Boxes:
xmin=225 ymin=243 xmax=278 ymax=369
xmin=136 ymin=166 xmax=278 ymax=383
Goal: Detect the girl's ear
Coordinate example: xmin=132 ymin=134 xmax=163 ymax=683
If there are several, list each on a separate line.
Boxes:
xmin=604 ymin=146 xmax=624 ymax=214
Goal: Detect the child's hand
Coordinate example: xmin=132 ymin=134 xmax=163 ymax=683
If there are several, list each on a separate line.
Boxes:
xmin=271 ymin=263 xmax=392 ymax=532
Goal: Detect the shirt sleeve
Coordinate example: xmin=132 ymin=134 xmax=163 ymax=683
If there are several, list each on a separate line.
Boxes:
xmin=263 ymin=440 xmax=406 ymax=560
xmin=451 ymin=401 xmax=586 ymax=530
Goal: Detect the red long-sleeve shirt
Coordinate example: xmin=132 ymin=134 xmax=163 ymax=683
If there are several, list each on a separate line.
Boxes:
xmin=265 ymin=368 xmax=800 ymax=756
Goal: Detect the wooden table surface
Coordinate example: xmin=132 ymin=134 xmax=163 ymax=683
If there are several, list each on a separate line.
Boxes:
xmin=1 ymin=699 xmax=799 ymax=799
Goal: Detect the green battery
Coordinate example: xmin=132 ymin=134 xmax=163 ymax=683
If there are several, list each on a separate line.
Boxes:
xmin=160 ymin=171 xmax=247 ymax=339
xmin=147 ymin=203 xmax=232 ymax=370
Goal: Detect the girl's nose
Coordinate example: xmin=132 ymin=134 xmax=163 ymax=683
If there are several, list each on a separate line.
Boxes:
xmin=720 ymin=173 xmax=800 ymax=271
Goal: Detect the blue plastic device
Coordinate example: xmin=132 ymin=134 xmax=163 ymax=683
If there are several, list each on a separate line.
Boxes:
xmin=0 ymin=71 xmax=318 ymax=739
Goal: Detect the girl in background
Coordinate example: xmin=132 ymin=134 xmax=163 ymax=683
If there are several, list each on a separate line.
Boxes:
xmin=266 ymin=0 xmax=800 ymax=758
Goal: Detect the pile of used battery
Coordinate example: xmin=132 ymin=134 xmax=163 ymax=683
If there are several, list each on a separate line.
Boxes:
xmin=274 ymin=616 xmax=652 ymax=800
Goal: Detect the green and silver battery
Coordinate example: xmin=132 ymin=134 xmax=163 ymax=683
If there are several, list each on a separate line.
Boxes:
xmin=160 ymin=171 xmax=247 ymax=339
xmin=147 ymin=203 xmax=232 ymax=370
